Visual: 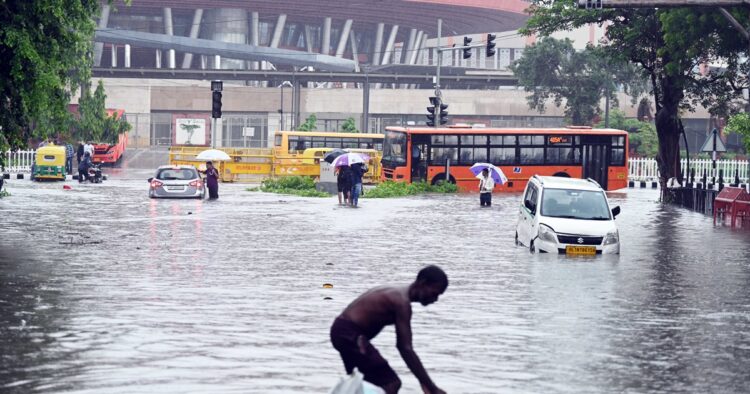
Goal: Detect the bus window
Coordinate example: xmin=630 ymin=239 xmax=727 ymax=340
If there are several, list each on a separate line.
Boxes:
xmin=444 ymin=135 xmax=459 ymax=145
xmin=275 ymin=134 xmax=283 ymax=147
xmin=520 ymin=148 xmax=544 ymax=164
xmin=460 ymin=135 xmax=474 ymax=145
xmin=326 ymin=137 xmax=343 ymax=148
xmin=473 ymin=147 xmax=488 ymax=162
xmin=490 ymin=147 xmax=515 ymax=165
xmin=431 ymin=147 xmax=457 ymax=165
xmin=611 ymin=136 xmax=626 ymax=165
xmin=312 ymin=137 xmax=325 ymax=148
xmin=431 ymin=135 xmax=444 ymax=145
xmin=383 ymin=131 xmax=407 ymax=164
xmin=291 ymin=136 xmax=310 ymax=152
xmin=520 ymin=135 xmax=544 ymax=145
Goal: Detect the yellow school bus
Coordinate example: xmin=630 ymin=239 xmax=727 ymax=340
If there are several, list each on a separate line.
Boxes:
xmin=273 ymin=131 xmax=384 ymax=182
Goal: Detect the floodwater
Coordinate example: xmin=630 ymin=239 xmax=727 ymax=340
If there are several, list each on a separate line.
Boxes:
xmin=1 ymin=170 xmax=749 ymax=394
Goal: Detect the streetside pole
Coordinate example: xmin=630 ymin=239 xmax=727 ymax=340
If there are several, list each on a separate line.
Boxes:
xmin=435 ymin=18 xmax=442 ymax=129
xmin=363 ymin=67 xmax=370 ymax=132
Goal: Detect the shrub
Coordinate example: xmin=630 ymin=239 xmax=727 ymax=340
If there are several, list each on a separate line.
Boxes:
xmin=255 ymin=176 xmax=329 ymax=197
xmin=364 ymin=180 xmax=458 ymax=198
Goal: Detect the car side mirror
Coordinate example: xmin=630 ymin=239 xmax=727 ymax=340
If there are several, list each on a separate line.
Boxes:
xmin=612 ymin=206 xmax=621 ymax=219
xmin=147 ymin=177 xmax=153 ymax=183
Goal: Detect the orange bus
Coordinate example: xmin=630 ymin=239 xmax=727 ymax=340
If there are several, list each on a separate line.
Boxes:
xmin=380 ymin=126 xmax=628 ymax=192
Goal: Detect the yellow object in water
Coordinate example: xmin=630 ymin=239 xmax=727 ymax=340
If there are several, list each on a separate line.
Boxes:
xmin=323 ymin=283 xmax=333 ymax=289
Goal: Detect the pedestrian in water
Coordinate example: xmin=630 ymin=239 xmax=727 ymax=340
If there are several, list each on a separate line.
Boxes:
xmin=64 ymin=140 xmax=74 ymax=175
xmin=336 ymin=165 xmax=352 ymax=205
xmin=200 ymin=161 xmax=220 ymax=199
xmin=76 ymin=141 xmax=84 ymax=166
xmin=78 ymin=152 xmax=92 ymax=183
xmin=349 ymin=162 xmax=366 ymax=208
xmin=478 ymin=168 xmax=494 ymax=207
xmin=330 ymin=265 xmax=448 ymax=394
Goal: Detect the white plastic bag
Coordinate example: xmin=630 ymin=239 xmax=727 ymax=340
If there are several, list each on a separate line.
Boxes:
xmin=328 ymin=370 xmax=385 ymax=394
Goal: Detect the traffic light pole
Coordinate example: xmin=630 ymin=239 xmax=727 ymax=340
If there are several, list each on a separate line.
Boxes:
xmin=435 ymin=18 xmax=442 ymax=130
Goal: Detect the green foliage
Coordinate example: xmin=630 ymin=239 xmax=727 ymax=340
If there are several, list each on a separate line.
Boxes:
xmin=595 ymin=109 xmax=658 ymax=157
xmin=510 ymin=37 xmax=647 ymax=125
xmin=726 ymin=113 xmax=750 ymax=153
xmin=0 ymin=1 xmax=130 ymax=167
xmin=297 ymin=114 xmax=318 ymax=131
xmin=341 ymin=117 xmax=360 ymax=133
xmin=258 ymin=176 xmax=329 ymax=197
xmin=0 ymin=190 xmax=9 ymax=198
xmin=363 ymin=181 xmax=458 ymax=198
xmin=520 ymin=0 xmax=750 ymax=182
xmin=73 ymin=80 xmax=131 ymax=144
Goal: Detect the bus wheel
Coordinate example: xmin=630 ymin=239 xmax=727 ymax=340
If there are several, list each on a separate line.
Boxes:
xmin=529 ymin=240 xmax=535 ymax=253
xmin=553 ymin=172 xmax=570 ymax=177
xmin=431 ymin=174 xmax=455 ymax=185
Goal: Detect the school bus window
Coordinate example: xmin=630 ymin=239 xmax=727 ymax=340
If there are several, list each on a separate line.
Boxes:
xmin=490 ymin=147 xmax=515 ymax=164
xmin=343 ymin=140 xmax=358 ymax=149
xmin=275 ymin=135 xmax=283 ymax=146
xmin=326 ymin=137 xmax=343 ymax=148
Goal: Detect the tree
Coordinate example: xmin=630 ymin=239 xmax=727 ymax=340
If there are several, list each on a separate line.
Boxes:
xmin=73 ymin=80 xmax=131 ymax=143
xmin=726 ymin=113 xmax=750 ymax=154
xmin=341 ymin=117 xmax=360 ymax=133
xmin=297 ymin=114 xmax=318 ymax=131
xmin=595 ymin=109 xmax=659 ymax=157
xmin=521 ymin=1 xmax=748 ymax=196
xmin=510 ymin=37 xmax=647 ymax=125
xmin=0 ymin=1 xmax=129 ymax=165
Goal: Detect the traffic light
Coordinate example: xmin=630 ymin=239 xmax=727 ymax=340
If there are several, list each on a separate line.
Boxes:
xmin=577 ymin=0 xmax=602 ymax=9
xmin=212 ymin=91 xmax=222 ymax=118
xmin=462 ymin=36 xmax=472 ymax=59
xmin=426 ymin=96 xmax=448 ymax=127
xmin=426 ymin=96 xmax=438 ymax=127
xmin=486 ymin=33 xmax=496 ymax=58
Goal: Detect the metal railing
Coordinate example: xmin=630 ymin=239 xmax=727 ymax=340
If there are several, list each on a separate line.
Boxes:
xmin=2 ymin=150 xmax=35 ymax=173
xmin=628 ymin=158 xmax=750 ymax=183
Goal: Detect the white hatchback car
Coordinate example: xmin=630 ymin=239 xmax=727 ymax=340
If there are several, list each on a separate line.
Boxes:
xmin=516 ymin=175 xmax=621 ymax=255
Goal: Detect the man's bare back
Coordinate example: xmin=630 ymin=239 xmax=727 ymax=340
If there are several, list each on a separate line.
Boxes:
xmin=330 ymin=265 xmax=448 ymax=394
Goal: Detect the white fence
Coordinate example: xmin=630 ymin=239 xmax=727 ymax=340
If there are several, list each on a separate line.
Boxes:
xmin=628 ymin=158 xmax=750 ymax=182
xmin=3 ymin=150 xmax=35 ymax=173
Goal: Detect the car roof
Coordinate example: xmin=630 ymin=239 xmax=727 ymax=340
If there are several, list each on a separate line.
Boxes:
xmin=156 ymin=165 xmax=197 ymax=170
xmin=532 ymin=176 xmax=603 ymax=191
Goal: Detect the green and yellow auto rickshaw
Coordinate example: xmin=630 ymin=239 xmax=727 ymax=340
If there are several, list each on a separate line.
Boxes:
xmin=33 ymin=145 xmax=67 ymax=181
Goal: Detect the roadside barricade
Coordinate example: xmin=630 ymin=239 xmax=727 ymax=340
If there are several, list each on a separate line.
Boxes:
xmin=169 ymin=146 xmax=274 ymax=182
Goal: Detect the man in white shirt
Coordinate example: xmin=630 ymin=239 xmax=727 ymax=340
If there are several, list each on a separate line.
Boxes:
xmin=478 ymin=168 xmax=494 ymax=207
xmin=83 ymin=141 xmax=95 ymax=158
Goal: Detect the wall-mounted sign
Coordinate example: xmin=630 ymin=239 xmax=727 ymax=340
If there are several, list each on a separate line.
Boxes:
xmin=175 ymin=118 xmax=207 ymax=145
xmin=548 ymin=136 xmax=572 ymax=144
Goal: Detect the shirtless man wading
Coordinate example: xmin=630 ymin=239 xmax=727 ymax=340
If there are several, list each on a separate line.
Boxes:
xmin=330 ymin=265 xmax=448 ymax=394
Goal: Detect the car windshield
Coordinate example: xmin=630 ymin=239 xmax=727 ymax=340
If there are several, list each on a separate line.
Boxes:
xmin=382 ymin=131 xmax=407 ymax=165
xmin=541 ymin=188 xmax=611 ymax=220
xmin=156 ymin=168 xmax=198 ymax=181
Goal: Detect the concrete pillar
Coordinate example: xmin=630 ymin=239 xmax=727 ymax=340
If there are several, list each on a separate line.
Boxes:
xmin=270 ymin=14 xmax=287 ymax=48
xmin=214 ymin=55 xmax=221 ymax=70
xmin=335 ymin=19 xmax=353 ymax=58
xmin=207 ymin=8 xmax=248 ymax=69
xmin=403 ymin=28 xmax=417 ymax=64
xmin=322 ymin=17 xmax=332 ymax=55
xmin=163 ymin=8 xmax=176 ymax=69
xmin=200 ymin=55 xmax=207 ymax=69
xmin=372 ymin=23 xmax=384 ymax=65
xmin=349 ymin=29 xmax=360 ymax=73
xmin=408 ymin=31 xmax=423 ymax=65
xmin=304 ymin=25 xmax=315 ymax=52
xmin=110 ymin=44 xmax=117 ymax=67
xmin=381 ymin=25 xmax=399 ymax=65
xmin=124 ymin=44 xmax=131 ymax=68
xmin=182 ymin=9 xmax=204 ymax=69
xmin=250 ymin=11 xmax=260 ymax=82
xmin=155 ymin=49 xmax=162 ymax=68
xmin=416 ymin=33 xmax=428 ymax=65
xmin=93 ymin=4 xmax=111 ymax=67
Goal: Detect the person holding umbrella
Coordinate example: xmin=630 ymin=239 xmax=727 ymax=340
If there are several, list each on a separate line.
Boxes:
xmin=478 ymin=168 xmax=495 ymax=207
xmin=336 ymin=165 xmax=352 ymax=206
xmin=200 ymin=161 xmax=220 ymax=199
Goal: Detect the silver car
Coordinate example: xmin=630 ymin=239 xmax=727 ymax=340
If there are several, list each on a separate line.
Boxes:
xmin=148 ymin=165 xmax=205 ymax=199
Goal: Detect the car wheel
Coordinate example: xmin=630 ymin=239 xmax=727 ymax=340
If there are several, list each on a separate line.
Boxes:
xmin=529 ymin=240 xmax=535 ymax=253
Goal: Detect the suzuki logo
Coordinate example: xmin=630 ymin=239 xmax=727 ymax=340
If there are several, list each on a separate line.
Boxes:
xmin=577 ymin=237 xmax=584 ymax=244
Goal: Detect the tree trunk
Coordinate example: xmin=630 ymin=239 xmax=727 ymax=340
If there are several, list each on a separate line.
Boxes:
xmin=654 ymin=77 xmax=683 ymax=202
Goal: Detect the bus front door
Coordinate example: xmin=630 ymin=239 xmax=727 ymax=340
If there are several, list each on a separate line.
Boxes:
xmin=411 ymin=137 xmax=429 ymax=183
xmin=581 ymin=137 xmax=609 ymax=188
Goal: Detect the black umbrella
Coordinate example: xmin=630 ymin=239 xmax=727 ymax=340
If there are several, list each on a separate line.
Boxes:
xmin=323 ymin=148 xmax=347 ymax=164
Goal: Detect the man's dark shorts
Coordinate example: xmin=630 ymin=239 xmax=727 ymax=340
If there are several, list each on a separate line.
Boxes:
xmin=337 ymin=181 xmax=351 ymax=194
xmin=330 ymin=317 xmax=398 ymax=388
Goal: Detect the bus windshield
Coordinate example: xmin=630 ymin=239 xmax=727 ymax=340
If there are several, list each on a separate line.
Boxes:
xmin=382 ymin=131 xmax=407 ymax=165
xmin=541 ymin=188 xmax=611 ymax=220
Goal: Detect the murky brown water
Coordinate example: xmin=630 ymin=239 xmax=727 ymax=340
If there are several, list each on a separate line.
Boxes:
xmin=1 ymin=170 xmax=749 ymax=393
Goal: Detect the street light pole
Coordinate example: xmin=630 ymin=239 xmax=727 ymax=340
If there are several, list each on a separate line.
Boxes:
xmin=280 ymin=84 xmax=285 ymax=131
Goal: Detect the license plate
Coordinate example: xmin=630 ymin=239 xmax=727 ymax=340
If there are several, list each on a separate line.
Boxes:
xmin=565 ymin=245 xmax=596 ymax=255
xmin=167 ymin=186 xmax=184 ymax=190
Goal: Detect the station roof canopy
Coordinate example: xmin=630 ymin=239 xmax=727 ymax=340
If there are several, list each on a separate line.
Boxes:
xmin=119 ymin=0 xmax=530 ymax=36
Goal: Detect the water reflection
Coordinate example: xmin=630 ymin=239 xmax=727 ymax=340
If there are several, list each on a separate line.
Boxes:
xmin=1 ymin=175 xmax=749 ymax=393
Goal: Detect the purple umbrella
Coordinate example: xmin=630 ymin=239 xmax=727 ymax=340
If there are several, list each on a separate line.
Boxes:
xmin=470 ymin=162 xmax=508 ymax=184
xmin=330 ymin=152 xmax=370 ymax=168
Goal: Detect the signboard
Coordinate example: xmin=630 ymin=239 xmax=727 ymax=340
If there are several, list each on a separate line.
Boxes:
xmin=242 ymin=127 xmax=256 ymax=137
xmin=548 ymin=136 xmax=572 ymax=144
xmin=700 ymin=128 xmax=727 ymax=153
xmin=175 ymin=118 xmax=207 ymax=145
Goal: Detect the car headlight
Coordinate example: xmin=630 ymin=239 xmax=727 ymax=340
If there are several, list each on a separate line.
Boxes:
xmin=538 ymin=224 xmax=558 ymax=243
xmin=604 ymin=231 xmax=619 ymax=245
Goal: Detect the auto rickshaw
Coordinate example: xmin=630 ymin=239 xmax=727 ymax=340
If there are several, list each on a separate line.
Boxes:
xmin=33 ymin=145 xmax=67 ymax=181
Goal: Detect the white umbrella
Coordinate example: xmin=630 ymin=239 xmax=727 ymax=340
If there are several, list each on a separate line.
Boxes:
xmin=196 ymin=149 xmax=231 ymax=161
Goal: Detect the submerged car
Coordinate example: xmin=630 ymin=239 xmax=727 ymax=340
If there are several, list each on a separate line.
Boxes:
xmin=516 ymin=175 xmax=621 ymax=255
xmin=148 ymin=165 xmax=204 ymax=199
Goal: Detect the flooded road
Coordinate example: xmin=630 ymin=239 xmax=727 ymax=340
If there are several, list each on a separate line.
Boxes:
xmin=1 ymin=170 xmax=749 ymax=393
